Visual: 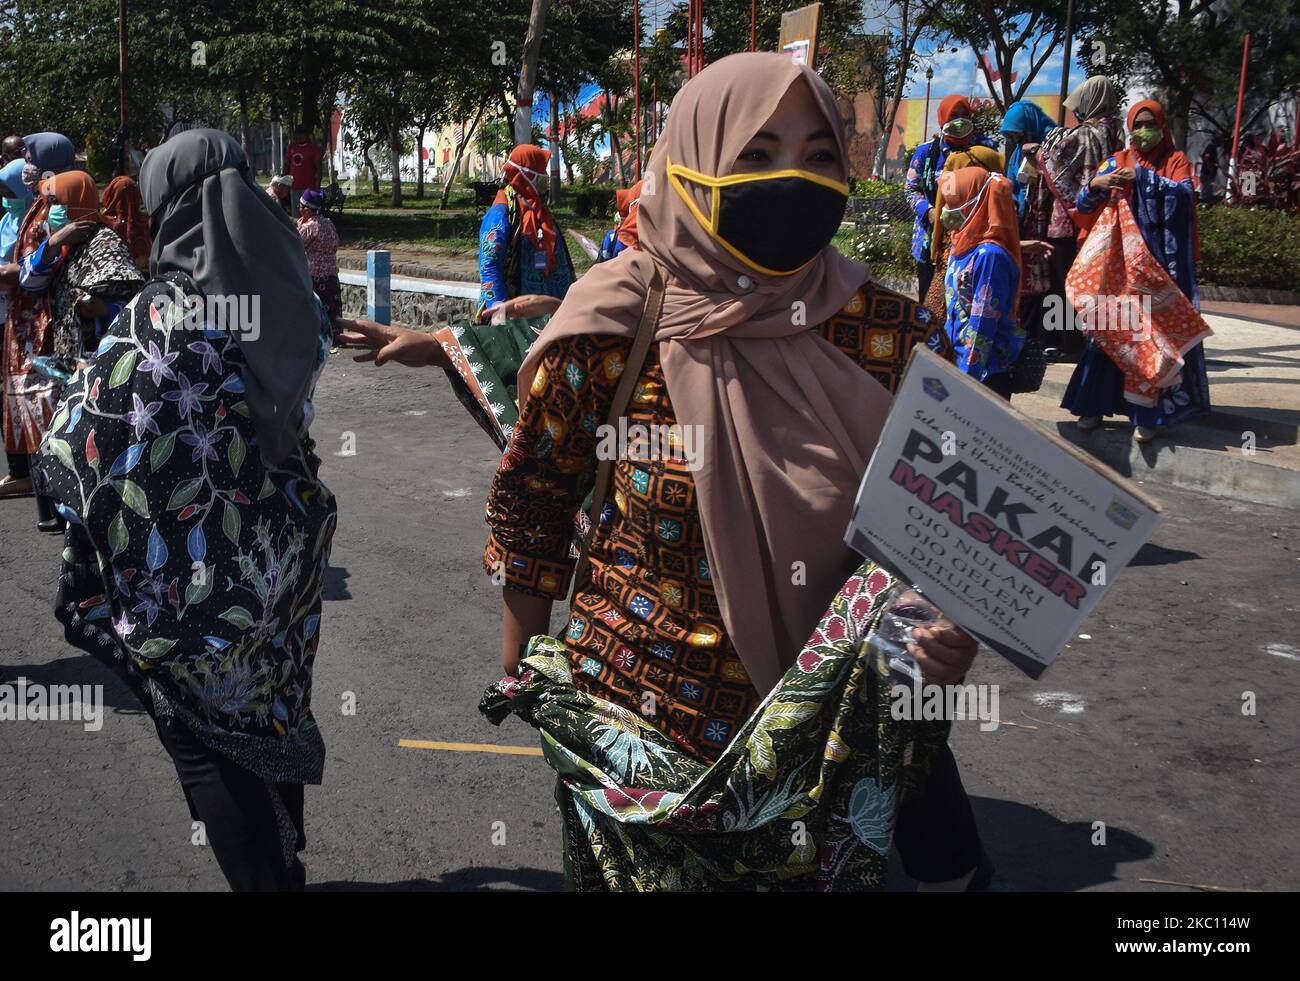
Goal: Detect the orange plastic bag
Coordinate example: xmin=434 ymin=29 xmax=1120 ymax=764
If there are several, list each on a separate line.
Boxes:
xmin=1065 ymin=194 xmax=1212 ymax=406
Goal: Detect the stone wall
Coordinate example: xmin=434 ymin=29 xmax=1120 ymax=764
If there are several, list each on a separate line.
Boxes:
xmin=341 ymin=284 xmax=476 ymax=331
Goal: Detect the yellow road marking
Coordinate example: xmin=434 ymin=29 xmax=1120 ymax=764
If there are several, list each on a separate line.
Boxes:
xmin=399 ymin=739 xmax=543 ymax=757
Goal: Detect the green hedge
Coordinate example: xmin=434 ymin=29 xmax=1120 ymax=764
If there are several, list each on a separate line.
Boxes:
xmin=840 ymin=205 xmax=1300 ymax=292
xmin=1196 ymin=205 xmax=1300 ymax=292
xmin=573 ymin=184 xmax=618 ymax=219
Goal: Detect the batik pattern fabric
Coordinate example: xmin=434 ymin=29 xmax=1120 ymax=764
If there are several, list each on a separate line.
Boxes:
xmin=298 ymin=215 xmax=340 ymax=281
xmin=1062 ymin=190 xmax=1211 ymax=414
xmin=484 ymin=281 xmax=952 ymax=763
xmin=477 ymin=187 xmax=575 ymax=317
xmin=1062 ymin=161 xmax=1210 ymax=425
xmin=23 ymin=226 xmax=144 ymax=360
xmin=435 ymin=314 xmax=551 ymax=451
xmin=312 ymin=275 xmax=342 ymax=321
xmin=480 ymin=559 xmax=947 ymax=891
xmin=1040 ymin=116 xmax=1124 ymax=239
xmin=943 ymin=242 xmax=1026 ymax=382
xmin=34 ymin=272 xmax=338 ymax=784
xmin=4 ymin=233 xmax=61 ymax=455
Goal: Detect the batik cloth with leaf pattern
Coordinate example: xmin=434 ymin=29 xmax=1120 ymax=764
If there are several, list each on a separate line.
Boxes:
xmin=36 ymin=272 xmax=338 ymax=784
xmin=480 ymin=558 xmax=946 ymax=891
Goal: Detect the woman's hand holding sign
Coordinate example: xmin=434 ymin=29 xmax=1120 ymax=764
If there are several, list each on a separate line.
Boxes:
xmin=893 ymin=588 xmax=980 ymax=684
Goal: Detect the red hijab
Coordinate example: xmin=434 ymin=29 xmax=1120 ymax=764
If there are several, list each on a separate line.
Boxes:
xmin=938 ymin=95 xmax=975 ymax=147
xmin=495 ymin=144 xmax=559 ymax=274
xmin=101 ymin=176 xmax=152 ymax=266
xmin=939 ymin=167 xmax=1023 ymax=308
xmin=614 ymin=179 xmax=643 ymax=250
xmin=27 ymin=171 xmax=104 ymax=265
xmin=1113 ymin=99 xmax=1198 ymax=257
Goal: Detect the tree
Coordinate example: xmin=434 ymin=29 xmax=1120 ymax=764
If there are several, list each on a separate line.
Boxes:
xmin=1078 ymin=0 xmax=1300 ymax=148
xmin=515 ymin=0 xmax=550 ymax=145
xmin=930 ymin=1 xmax=1089 ymax=110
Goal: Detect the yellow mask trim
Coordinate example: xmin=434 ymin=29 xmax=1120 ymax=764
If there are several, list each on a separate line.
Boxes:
xmin=666 ymin=155 xmax=850 ymax=277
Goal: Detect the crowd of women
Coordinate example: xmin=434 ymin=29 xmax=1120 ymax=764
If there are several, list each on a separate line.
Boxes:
xmin=1 ymin=55 xmax=1208 ymax=892
xmin=904 ymin=76 xmax=1209 ymax=439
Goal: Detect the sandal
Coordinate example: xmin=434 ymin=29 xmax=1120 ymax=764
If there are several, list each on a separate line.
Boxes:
xmin=0 ymin=474 xmax=34 ymax=499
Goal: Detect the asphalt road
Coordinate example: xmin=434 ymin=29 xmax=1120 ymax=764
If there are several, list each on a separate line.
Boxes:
xmin=2 ymin=351 xmax=1298 ymax=891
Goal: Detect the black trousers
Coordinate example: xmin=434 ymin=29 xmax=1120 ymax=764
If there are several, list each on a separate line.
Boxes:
xmin=916 ymin=260 xmax=936 ymax=304
xmin=6 ymin=450 xmax=30 ymax=479
xmin=983 ymin=372 xmax=1014 ymax=401
xmin=1046 ymin=235 xmax=1086 ymax=360
xmin=153 ymin=716 xmax=307 ymax=892
xmin=893 ymin=741 xmax=986 ymax=883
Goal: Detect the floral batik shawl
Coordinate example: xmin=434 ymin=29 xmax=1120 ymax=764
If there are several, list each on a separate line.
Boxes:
xmin=35 ymin=272 xmax=338 ymax=783
xmin=480 ymin=559 xmax=947 ymax=891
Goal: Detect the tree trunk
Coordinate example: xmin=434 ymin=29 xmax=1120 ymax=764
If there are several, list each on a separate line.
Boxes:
xmin=416 ymin=124 xmax=426 ymax=199
xmin=872 ymin=0 xmax=913 ymax=178
xmin=514 ymin=0 xmax=551 ymax=145
xmin=549 ymin=91 xmax=561 ymax=205
xmin=441 ymin=98 xmax=489 ymax=209
xmin=361 ymin=140 xmax=380 ymax=195
xmin=389 ymin=117 xmax=403 ymax=208
xmin=238 ymin=85 xmax=252 ymax=162
xmin=605 ymin=90 xmax=625 ymax=184
xmin=561 ymin=101 xmax=576 ymax=184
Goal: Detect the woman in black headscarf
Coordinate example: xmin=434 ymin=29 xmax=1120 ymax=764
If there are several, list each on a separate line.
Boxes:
xmin=35 ymin=129 xmax=338 ymax=891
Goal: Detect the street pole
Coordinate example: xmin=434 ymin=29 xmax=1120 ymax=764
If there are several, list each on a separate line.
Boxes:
xmin=924 ymin=67 xmax=933 ymax=139
xmin=1057 ymin=0 xmax=1075 ymax=126
xmin=118 ymin=0 xmax=128 ymax=175
xmin=1229 ymin=33 xmax=1251 ymax=200
xmin=633 ymin=0 xmax=642 ymax=179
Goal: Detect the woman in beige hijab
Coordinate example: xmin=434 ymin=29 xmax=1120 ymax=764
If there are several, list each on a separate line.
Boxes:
xmin=345 ymin=53 xmax=988 ymax=891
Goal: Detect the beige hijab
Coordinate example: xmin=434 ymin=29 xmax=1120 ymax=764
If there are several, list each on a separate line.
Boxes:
xmin=517 ymin=52 xmax=892 ymax=696
xmin=1064 ymin=76 xmax=1118 ymax=122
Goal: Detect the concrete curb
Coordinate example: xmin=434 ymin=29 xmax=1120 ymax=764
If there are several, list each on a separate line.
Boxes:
xmin=1035 ymin=377 xmax=1299 ymax=444
xmin=1040 ymin=420 xmax=1300 ymax=510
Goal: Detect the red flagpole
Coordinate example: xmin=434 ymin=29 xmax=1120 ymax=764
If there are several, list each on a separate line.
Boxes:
xmin=1229 ymin=33 xmax=1251 ymax=199
xmin=696 ymin=1 xmax=705 ymax=74
xmin=633 ymin=0 xmax=641 ymax=179
xmin=686 ymin=0 xmax=694 ymax=79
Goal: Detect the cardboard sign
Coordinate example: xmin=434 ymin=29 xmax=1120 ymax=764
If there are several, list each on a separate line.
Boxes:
xmin=845 ymin=347 xmax=1163 ymax=678
xmin=779 ymin=4 xmax=822 ymax=65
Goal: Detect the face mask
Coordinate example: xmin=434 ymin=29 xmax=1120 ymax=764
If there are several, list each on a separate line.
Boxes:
xmin=939 ymin=207 xmax=966 ymax=231
xmin=667 ymin=156 xmax=849 ymax=276
xmin=506 ymin=160 xmax=548 ymax=194
xmin=1129 ymin=127 xmax=1162 ymax=153
xmin=2 ymin=196 xmax=25 ymax=218
xmin=942 ymin=118 xmax=973 ymax=141
xmin=47 ymin=204 xmax=70 ymax=230
xmin=939 ymin=177 xmax=993 ymax=233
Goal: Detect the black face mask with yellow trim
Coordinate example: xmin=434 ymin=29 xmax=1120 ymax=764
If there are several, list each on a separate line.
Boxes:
xmin=668 ymin=157 xmax=849 ymax=276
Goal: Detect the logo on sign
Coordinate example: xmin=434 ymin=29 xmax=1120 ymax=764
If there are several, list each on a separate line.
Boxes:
xmin=1106 ymin=500 xmax=1138 ymax=529
xmin=922 ymin=377 xmax=949 ymax=402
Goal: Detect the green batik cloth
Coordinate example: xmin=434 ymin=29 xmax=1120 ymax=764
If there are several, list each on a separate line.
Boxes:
xmin=438 ymin=315 xmax=549 ymax=451
xmin=480 ymin=558 xmax=947 ymax=891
